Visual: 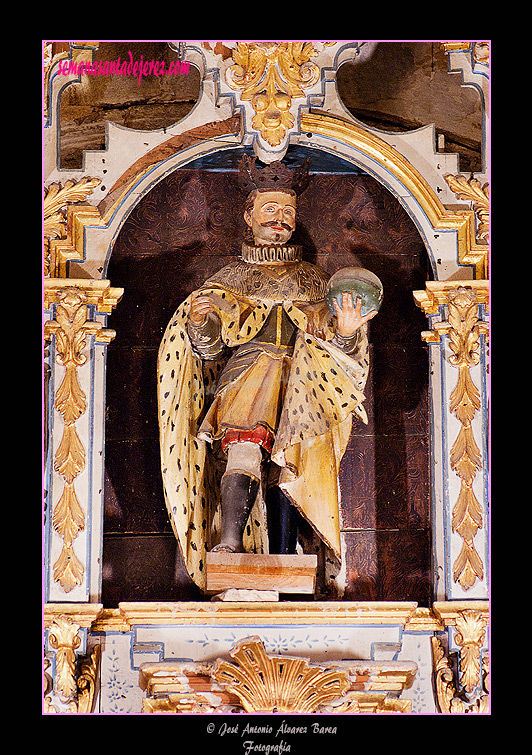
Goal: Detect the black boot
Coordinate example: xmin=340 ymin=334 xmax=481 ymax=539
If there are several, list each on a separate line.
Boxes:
xmin=266 ymin=487 xmax=299 ymax=554
xmin=212 ymin=472 xmax=259 ymax=553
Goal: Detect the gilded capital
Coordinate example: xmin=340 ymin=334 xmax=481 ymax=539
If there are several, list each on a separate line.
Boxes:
xmin=431 ymin=602 xmax=489 ymax=713
xmin=45 ymin=612 xmax=101 ymax=713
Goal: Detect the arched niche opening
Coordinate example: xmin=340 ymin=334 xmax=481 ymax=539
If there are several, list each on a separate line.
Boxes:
xmin=102 ymin=145 xmax=433 ymax=607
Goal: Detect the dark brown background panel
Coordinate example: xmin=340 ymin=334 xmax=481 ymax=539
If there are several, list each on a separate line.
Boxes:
xmin=103 ymin=152 xmax=431 ymax=606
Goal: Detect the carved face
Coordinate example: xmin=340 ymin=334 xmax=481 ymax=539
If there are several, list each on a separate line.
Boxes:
xmin=244 ymin=190 xmax=296 ymax=246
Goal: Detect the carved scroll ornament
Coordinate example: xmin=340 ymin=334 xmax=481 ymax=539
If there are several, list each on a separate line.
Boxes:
xmin=140 ymin=636 xmax=415 ymax=714
xmin=213 ymin=636 xmax=349 ymax=714
xmin=226 ymin=42 xmax=320 ymax=147
xmin=431 ymin=608 xmax=489 ymax=713
xmin=444 ymin=174 xmax=489 ymax=243
xmin=45 ymin=614 xmax=100 ymax=713
xmin=44 ymin=177 xmax=102 ymax=277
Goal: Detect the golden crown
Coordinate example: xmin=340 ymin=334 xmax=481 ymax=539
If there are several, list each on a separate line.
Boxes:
xmin=238 ymin=154 xmax=310 ymax=196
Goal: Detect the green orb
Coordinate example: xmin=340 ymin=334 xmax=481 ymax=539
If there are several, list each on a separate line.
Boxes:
xmin=326 ymin=267 xmax=384 ymax=317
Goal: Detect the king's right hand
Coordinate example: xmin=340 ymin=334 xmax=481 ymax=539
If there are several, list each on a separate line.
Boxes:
xmin=189 ymin=291 xmax=215 ymax=327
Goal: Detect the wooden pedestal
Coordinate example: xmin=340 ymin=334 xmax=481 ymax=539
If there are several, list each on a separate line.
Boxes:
xmin=205 ymin=553 xmax=317 ymax=595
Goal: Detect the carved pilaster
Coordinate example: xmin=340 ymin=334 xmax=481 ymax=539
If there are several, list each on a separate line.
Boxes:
xmin=44 ymin=280 xmax=123 ymax=595
xmin=439 ymin=287 xmax=488 ymax=590
xmin=414 ymin=282 xmax=489 ymax=596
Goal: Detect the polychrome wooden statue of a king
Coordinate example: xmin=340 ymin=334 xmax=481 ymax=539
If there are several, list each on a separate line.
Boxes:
xmin=157 ymin=155 xmax=379 ymax=594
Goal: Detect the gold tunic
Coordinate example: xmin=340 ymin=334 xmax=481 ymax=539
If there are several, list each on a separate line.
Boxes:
xmin=199 ymin=305 xmax=297 ymax=441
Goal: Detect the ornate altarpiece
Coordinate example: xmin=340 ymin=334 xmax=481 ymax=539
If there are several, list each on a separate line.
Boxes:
xmin=43 ymin=41 xmax=489 ymax=716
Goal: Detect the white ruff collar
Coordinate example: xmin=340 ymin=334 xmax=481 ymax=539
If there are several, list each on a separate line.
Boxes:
xmin=241 ymin=243 xmax=302 ymax=264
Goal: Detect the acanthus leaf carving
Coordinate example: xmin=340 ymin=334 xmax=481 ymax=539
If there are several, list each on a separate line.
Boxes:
xmin=52 ymin=539 xmax=85 ymax=595
xmin=48 ymin=615 xmax=82 ymax=702
xmin=444 ymin=173 xmax=489 ymax=243
xmin=45 ymin=614 xmax=101 ymax=713
xmin=226 ymin=42 xmax=320 ymax=148
xmin=44 ymin=285 xmax=119 ymax=592
xmin=454 ymin=609 xmax=487 ymax=694
xmin=43 ymin=177 xmax=102 ymax=277
xmin=52 ymin=482 xmax=85 ymax=543
xmin=434 ymin=287 xmax=488 ymax=591
xmin=44 ymin=177 xmax=101 ymax=237
xmin=431 ymin=607 xmax=489 ymax=713
xmin=54 ymin=422 xmax=86 ymax=484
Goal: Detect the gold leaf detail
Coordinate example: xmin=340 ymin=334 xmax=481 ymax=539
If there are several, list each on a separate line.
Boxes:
xmin=52 ymin=483 xmax=85 ymax=543
xmin=43 ymin=177 xmax=101 ymax=275
xmin=449 ymin=424 xmax=481 ymax=481
xmin=53 ymin=543 xmax=85 ymax=593
xmin=54 ymin=365 xmax=86 ymax=426
xmin=431 ymin=609 xmax=489 ymax=715
xmin=449 ymin=367 xmax=480 ymax=425
xmin=44 ymin=178 xmax=101 ymax=238
xmin=48 ymin=615 xmax=82 ymax=701
xmin=45 ymin=283 xmax=121 ymax=592
xmin=45 ymin=288 xmax=93 ymax=592
xmin=454 ymin=610 xmax=487 ymax=693
xmin=47 ymin=615 xmax=101 ymax=712
xmin=431 ymin=636 xmax=462 ymax=713
xmin=54 ymin=422 xmax=86 ymax=485
xmin=444 ymin=288 xmax=486 ymax=590
xmin=226 ymin=42 xmax=319 ymax=147
xmin=213 ymin=636 xmax=349 ymax=713
xmin=77 ymin=645 xmax=101 ymax=714
xmin=452 ymin=541 xmax=484 ymax=589
xmin=451 ymin=484 xmax=483 ymax=541
xmin=444 ymin=174 xmax=489 ymax=242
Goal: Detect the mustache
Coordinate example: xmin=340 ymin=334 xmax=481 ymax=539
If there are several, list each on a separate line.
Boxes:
xmin=260 ymin=220 xmax=293 ymax=231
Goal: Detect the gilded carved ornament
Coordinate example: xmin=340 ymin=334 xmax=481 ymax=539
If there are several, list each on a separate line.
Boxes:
xmin=436 ymin=288 xmax=488 ymax=591
xmin=44 ymin=178 xmax=103 ymax=277
xmin=431 ymin=606 xmax=489 ymax=713
xmin=441 ymin=41 xmax=490 ymax=63
xmin=140 ymin=636 xmax=416 ymax=714
xmin=44 ymin=614 xmax=100 ymax=714
xmin=213 ymin=636 xmax=350 ymax=714
xmin=444 ymin=173 xmax=489 ymax=276
xmin=415 ymin=285 xmax=488 ymax=591
xmin=44 ymin=282 xmax=122 ymax=592
xmin=226 ymin=42 xmax=321 ymax=147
